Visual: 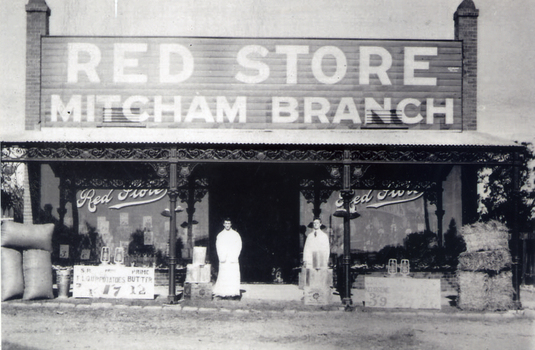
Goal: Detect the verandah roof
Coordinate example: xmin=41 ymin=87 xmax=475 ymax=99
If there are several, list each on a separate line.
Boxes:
xmin=0 ymin=129 xmax=521 ymax=148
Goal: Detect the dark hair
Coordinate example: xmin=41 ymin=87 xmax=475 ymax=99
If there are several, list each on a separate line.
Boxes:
xmin=223 ymin=218 xmax=232 ymax=222
xmin=313 ymin=217 xmax=321 ymax=222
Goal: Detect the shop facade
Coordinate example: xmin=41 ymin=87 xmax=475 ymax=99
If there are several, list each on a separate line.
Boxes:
xmin=1 ymin=0 xmax=527 ymax=305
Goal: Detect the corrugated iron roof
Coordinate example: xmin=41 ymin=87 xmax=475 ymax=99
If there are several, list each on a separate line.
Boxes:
xmin=1 ymin=129 xmax=522 ymax=148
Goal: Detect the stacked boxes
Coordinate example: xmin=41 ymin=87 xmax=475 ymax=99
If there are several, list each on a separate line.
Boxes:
xmin=303 ymin=268 xmax=333 ymax=305
xmin=183 ymin=247 xmax=212 ymax=300
xmin=183 ymin=281 xmax=212 ymax=299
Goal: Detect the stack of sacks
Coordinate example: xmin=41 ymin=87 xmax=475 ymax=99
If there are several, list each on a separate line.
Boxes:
xmin=457 ymin=220 xmax=514 ymax=311
xmin=1 ymin=221 xmax=55 ymax=301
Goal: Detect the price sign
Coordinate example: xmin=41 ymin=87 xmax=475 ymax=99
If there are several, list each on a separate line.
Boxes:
xmin=365 ymin=277 xmax=441 ymax=310
xmin=73 ymin=265 xmax=155 ymax=299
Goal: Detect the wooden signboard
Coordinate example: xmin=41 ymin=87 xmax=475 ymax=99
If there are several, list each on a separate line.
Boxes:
xmin=73 ymin=265 xmax=155 ymax=299
xmin=365 ymin=277 xmax=441 ymax=310
xmin=41 ymin=37 xmax=462 ymax=131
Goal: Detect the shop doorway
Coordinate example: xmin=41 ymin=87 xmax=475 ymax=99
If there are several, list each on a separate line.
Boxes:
xmin=208 ymin=164 xmax=301 ymax=283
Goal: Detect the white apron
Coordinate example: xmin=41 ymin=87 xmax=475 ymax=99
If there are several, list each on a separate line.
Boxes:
xmin=213 ymin=229 xmax=242 ymax=297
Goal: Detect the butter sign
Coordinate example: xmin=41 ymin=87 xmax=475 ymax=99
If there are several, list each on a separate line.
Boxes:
xmin=365 ymin=277 xmax=441 ymax=310
xmin=73 ymin=265 xmax=155 ymax=299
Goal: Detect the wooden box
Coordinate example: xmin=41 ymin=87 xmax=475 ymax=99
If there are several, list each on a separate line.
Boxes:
xmin=185 ymin=264 xmax=211 ymax=283
xmin=183 ymin=282 xmax=212 ymax=300
xmin=304 ymin=287 xmax=332 ymax=305
xmin=305 ymin=268 xmax=332 ymax=288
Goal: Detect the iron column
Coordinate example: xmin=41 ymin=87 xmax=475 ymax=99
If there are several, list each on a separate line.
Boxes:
xmin=167 ymin=149 xmax=179 ymax=303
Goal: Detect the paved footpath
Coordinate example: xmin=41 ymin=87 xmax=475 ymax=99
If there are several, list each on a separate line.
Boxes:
xmin=3 ymin=283 xmax=535 ymax=320
xmin=3 ymin=297 xmax=535 ymax=321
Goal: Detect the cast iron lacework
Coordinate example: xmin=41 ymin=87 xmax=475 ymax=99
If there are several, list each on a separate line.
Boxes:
xmin=1 ymin=144 xmax=519 ymax=165
xmin=178 ymin=188 xmax=209 ymax=204
xmin=1 ymin=147 xmax=26 ymax=159
xmin=72 ymin=177 xmax=167 ymax=189
xmin=175 ymin=148 xmax=344 ymax=162
xmin=149 ymin=163 xmax=169 ymax=178
xmin=300 ymin=188 xmax=334 ymax=205
xmin=380 ymin=180 xmax=437 ymax=192
xmin=320 ymin=178 xmax=342 ymax=188
xmin=176 ymin=176 xmax=209 ymax=204
xmin=348 ymin=149 xmax=514 ymax=164
xmin=1 ymin=145 xmax=170 ymax=161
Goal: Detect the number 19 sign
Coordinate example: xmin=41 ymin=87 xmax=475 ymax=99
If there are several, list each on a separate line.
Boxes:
xmin=73 ymin=265 xmax=155 ymax=299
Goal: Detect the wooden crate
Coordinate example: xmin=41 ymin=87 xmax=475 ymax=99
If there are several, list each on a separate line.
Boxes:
xmin=183 ymin=282 xmax=212 ymax=300
xmin=305 ymin=268 xmax=332 ymax=288
xmin=304 ymin=287 xmax=332 ymax=305
xmin=185 ymin=264 xmax=211 ymax=283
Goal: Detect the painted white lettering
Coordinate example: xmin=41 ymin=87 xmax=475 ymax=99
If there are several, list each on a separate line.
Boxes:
xmin=114 ymin=43 xmax=148 ymax=83
xmin=67 ymin=43 xmax=101 ymax=83
xmin=378 ymin=190 xmax=406 ymax=200
xmin=235 ymin=45 xmax=270 ymax=84
xmin=276 ymin=45 xmax=309 ymax=84
xmin=332 ymin=98 xmax=361 ymax=123
xmin=335 ymin=189 xmax=374 ymax=209
xmin=404 ymin=47 xmax=437 ymax=86
xmin=159 ymin=44 xmax=194 ymax=83
xmin=216 ymin=96 xmax=247 ymax=123
xmin=272 ymin=97 xmax=299 ymax=123
xmin=131 ymin=189 xmax=147 ymax=199
xmin=311 ymin=46 xmax=347 ymax=84
xmin=118 ymin=189 xmax=132 ymax=201
xmin=86 ymin=95 xmax=95 ymax=122
xmin=77 ymin=189 xmax=95 ymax=209
xmin=154 ymin=96 xmax=181 ymax=123
xmin=426 ymin=98 xmax=454 ymax=124
xmin=377 ymin=190 xmax=389 ymax=200
xmin=97 ymin=95 xmax=121 ymax=122
xmin=365 ymin=98 xmax=392 ymax=124
xmin=51 ymin=95 xmax=82 ymax=122
xmin=359 ymin=46 xmax=392 ymax=85
xmin=123 ymin=95 xmax=150 ymax=122
xmin=184 ymin=96 xmax=215 ymax=122
xmin=366 ymin=191 xmax=423 ymax=209
xmin=397 ymin=98 xmax=423 ymax=124
xmin=77 ymin=189 xmax=114 ymax=213
xmin=109 ymin=189 xmax=167 ymax=210
xmin=390 ymin=190 xmax=405 ymax=198
xmin=304 ymin=97 xmax=330 ymax=123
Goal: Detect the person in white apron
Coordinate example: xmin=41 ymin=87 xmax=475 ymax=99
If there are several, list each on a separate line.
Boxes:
xmin=213 ymin=219 xmax=242 ymax=299
xmin=303 ymin=218 xmax=330 ymax=270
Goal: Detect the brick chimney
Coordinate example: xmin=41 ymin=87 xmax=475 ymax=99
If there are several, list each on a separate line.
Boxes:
xmin=25 ymin=0 xmax=50 ymax=130
xmin=454 ymin=0 xmax=479 ymax=131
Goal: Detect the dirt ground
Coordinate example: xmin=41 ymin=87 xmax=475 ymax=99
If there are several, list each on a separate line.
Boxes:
xmin=2 ymin=301 xmax=534 ymax=350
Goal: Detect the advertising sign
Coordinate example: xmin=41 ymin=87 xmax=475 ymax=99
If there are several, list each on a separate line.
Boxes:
xmin=73 ymin=265 xmax=155 ymax=299
xmin=365 ymin=276 xmax=441 ymax=309
xmin=308 ymin=189 xmax=430 ymax=255
xmin=41 ymin=37 xmax=462 ymax=130
xmin=73 ymin=188 xmax=209 ymax=260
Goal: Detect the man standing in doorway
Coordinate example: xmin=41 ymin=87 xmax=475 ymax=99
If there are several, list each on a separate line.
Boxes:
xmin=213 ymin=218 xmax=242 ymax=299
xmin=302 ymin=217 xmax=332 ymax=305
xmin=303 ymin=217 xmax=330 ymax=270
